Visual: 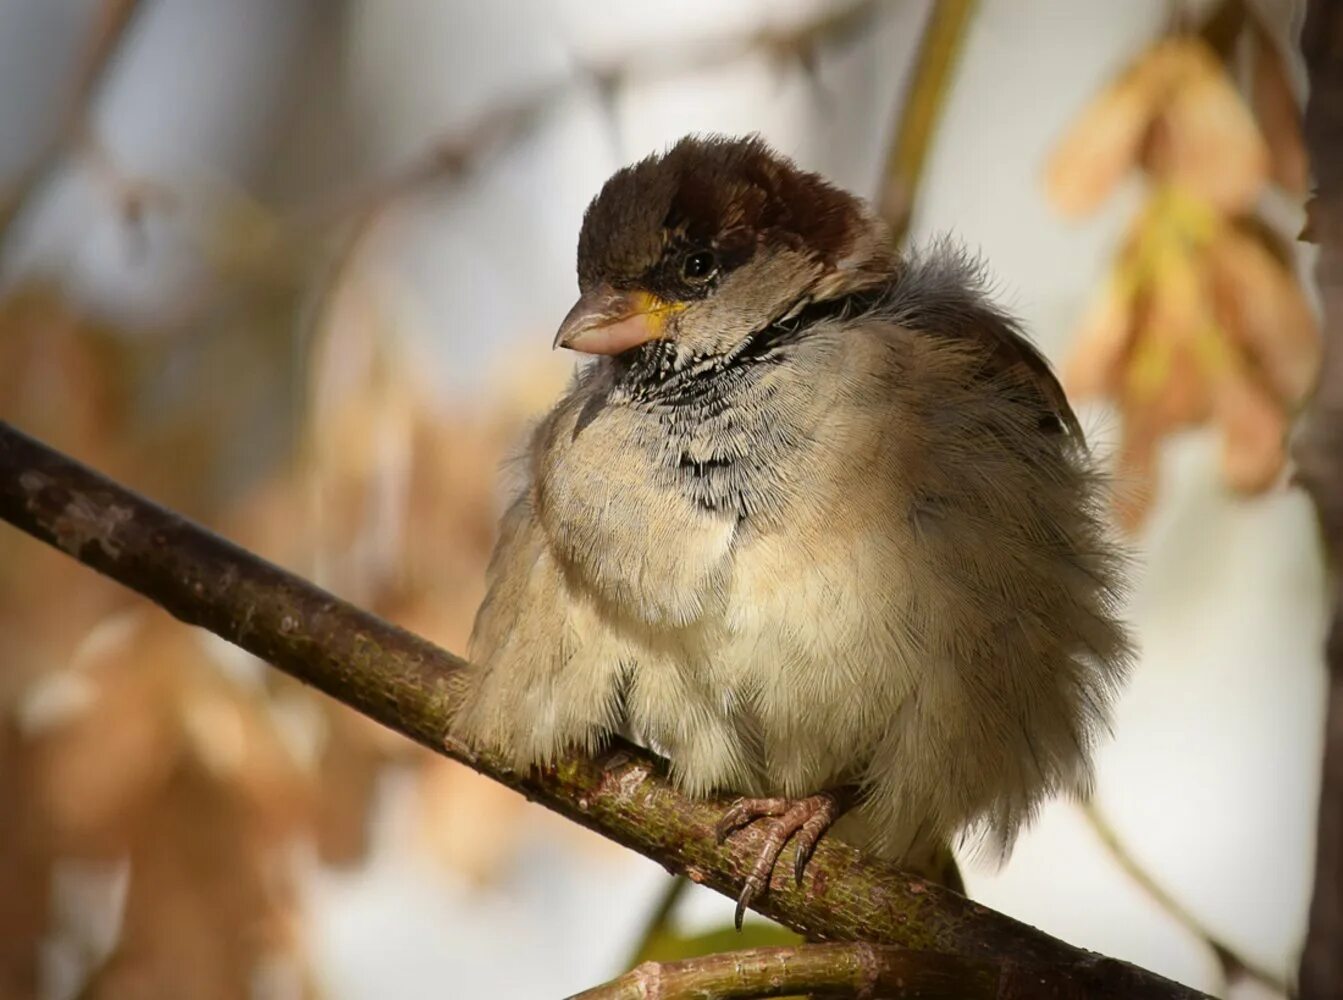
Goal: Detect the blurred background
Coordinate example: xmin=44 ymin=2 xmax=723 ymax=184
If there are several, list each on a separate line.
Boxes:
xmin=0 ymin=1 xmax=1327 ymax=997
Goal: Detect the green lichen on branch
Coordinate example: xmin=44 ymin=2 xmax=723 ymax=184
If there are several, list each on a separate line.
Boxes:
xmin=0 ymin=420 xmax=1207 ymax=999
xmin=571 ymin=943 xmax=1001 ymax=1000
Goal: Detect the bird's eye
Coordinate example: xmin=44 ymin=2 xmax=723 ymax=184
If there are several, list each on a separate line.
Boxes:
xmin=681 ymin=250 xmax=718 ymax=282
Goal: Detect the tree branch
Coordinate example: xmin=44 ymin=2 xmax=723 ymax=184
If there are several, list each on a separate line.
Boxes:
xmin=1296 ymin=3 xmax=1343 ymax=998
xmin=876 ymin=0 xmax=978 ymax=243
xmin=569 ymin=942 xmax=1090 ymax=1000
xmin=1080 ymin=801 xmax=1287 ymax=995
xmin=0 ymin=420 xmax=1207 ymax=1000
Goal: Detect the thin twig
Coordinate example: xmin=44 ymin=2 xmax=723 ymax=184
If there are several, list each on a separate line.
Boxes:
xmin=569 ymin=943 xmax=1065 ymax=1000
xmin=302 ymin=0 xmax=884 ymax=237
xmin=0 ymin=0 xmax=148 ymax=246
xmin=877 ymin=0 xmax=979 ymax=243
xmin=0 ymin=421 xmax=1209 ymax=1000
xmin=1080 ymin=801 xmax=1288 ymax=995
xmin=3 ymin=1 xmax=881 ymax=280
xmin=625 ymin=875 xmax=692 ymax=969
xmin=1295 ymin=3 xmax=1343 ymax=998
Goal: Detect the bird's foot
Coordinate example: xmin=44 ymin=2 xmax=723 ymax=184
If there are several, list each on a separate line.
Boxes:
xmin=714 ymin=788 xmax=854 ymax=929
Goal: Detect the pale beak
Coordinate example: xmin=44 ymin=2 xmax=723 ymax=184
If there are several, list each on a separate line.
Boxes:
xmin=553 ymin=285 xmax=672 ymax=356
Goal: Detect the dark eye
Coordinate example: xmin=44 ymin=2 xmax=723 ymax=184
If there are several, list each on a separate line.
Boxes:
xmin=681 ymin=250 xmax=718 ymax=282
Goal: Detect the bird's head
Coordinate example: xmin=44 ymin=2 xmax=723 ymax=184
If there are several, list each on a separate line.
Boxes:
xmin=554 ymin=135 xmax=894 ymax=372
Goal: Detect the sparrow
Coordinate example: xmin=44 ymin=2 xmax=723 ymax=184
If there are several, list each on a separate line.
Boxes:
xmin=454 ymin=134 xmax=1130 ymax=922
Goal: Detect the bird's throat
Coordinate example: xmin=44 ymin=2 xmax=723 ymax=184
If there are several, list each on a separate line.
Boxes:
xmin=613 ymin=287 xmax=884 ymax=405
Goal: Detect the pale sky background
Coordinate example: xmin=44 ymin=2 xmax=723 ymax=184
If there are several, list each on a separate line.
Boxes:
xmin=0 ymin=1 xmax=1325 ymax=997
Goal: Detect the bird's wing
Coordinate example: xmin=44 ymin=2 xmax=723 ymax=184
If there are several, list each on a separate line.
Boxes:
xmin=960 ymin=310 xmax=1081 ymax=439
xmin=880 ymin=245 xmax=1082 ymax=440
xmin=815 ymin=309 xmax=1126 ymax=861
xmin=452 ymin=486 xmax=621 ymax=769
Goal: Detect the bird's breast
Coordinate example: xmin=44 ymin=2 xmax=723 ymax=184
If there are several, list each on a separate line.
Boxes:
xmin=535 ymin=392 xmax=744 ymax=628
xmin=533 ymin=376 xmax=919 ymax=796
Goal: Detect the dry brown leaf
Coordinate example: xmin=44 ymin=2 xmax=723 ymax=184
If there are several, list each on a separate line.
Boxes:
xmin=1152 ymin=338 xmax=1216 ymax=430
xmin=310 ymin=702 xmax=401 ymax=867
xmin=217 ymin=465 xmax=311 ymax=574
xmin=1143 ymin=46 xmax=1269 ymax=213
xmin=0 ymin=547 xmax=132 ymax=709
xmin=1207 ymin=226 xmax=1320 ymax=404
xmin=22 ymin=612 xmax=180 ymax=857
xmin=23 ymin=610 xmax=318 ymax=999
xmin=0 ymin=723 xmax=53 ymax=998
xmin=1210 ymin=363 xmax=1287 ymax=493
xmin=1063 ymin=272 xmax=1136 ymax=400
xmin=82 ymin=758 xmax=316 ymax=1000
xmin=1250 ymin=23 xmax=1309 ymax=197
xmin=0 ymin=287 xmax=131 ymax=455
xmin=180 ymin=685 xmax=314 ymax=846
xmin=1045 ymin=41 xmax=1192 ymax=217
xmin=1049 ymin=26 xmax=1309 ymax=528
xmin=414 ymin=759 xmax=530 ymax=884
xmin=1141 ymin=234 xmax=1220 ymax=427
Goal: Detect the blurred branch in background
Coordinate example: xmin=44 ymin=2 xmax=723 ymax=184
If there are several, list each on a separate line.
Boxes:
xmin=0 ymin=0 xmax=152 ymax=250
xmin=877 ymin=0 xmax=977 ymax=244
xmin=1296 ymin=3 xmax=1343 ymax=998
xmin=620 ymin=875 xmax=804 ymax=988
xmin=4 ymin=0 xmax=894 ymax=340
xmin=624 ymin=875 xmax=693 ymax=970
xmin=0 ymin=421 xmax=1211 ymax=1000
xmin=291 ymin=0 xmax=888 ymax=334
xmin=316 ymin=0 xmax=884 ymax=215
xmin=1079 ymin=801 xmax=1287 ymax=996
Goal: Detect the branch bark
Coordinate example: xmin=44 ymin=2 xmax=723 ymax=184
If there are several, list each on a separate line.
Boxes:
xmin=570 ymin=942 xmax=1091 ymax=1000
xmin=0 ymin=420 xmax=1207 ymax=1000
xmin=1297 ymin=3 xmax=1343 ymax=998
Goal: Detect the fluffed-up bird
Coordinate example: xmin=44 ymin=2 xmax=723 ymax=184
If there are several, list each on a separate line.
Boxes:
xmin=453 ymin=134 xmax=1131 ymax=922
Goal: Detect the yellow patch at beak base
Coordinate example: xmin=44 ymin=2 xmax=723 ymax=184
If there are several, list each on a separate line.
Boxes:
xmin=554 ymin=286 xmax=686 ymax=356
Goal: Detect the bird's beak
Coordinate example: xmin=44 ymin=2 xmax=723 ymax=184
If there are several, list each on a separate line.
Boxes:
xmin=553 ymin=285 xmax=681 ymax=355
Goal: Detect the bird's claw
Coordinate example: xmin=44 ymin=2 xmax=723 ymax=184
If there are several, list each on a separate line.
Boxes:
xmin=714 ymin=796 xmax=791 ymax=844
xmin=714 ymin=790 xmax=850 ymax=929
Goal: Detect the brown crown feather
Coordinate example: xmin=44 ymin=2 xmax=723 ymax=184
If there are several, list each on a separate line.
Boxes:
xmin=577 ymin=135 xmax=863 ymax=290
